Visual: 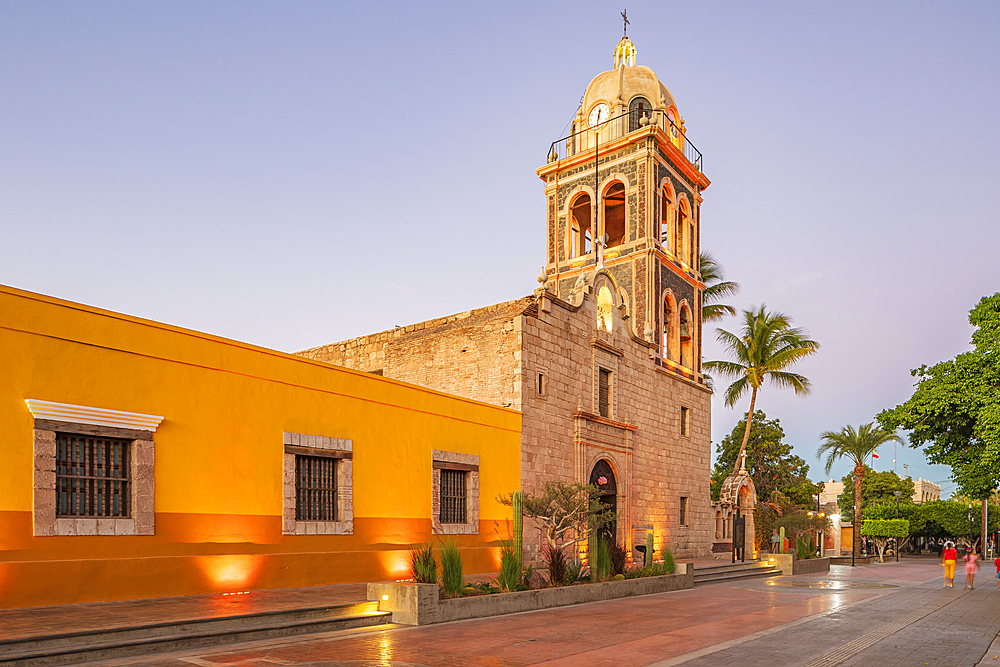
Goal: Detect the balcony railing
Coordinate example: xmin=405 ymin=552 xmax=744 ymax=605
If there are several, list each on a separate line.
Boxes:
xmin=547 ymin=109 xmax=703 ymax=172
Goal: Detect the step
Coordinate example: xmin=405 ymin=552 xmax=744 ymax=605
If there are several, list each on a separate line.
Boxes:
xmin=0 ymin=602 xmax=392 ymax=667
xmin=694 ymin=568 xmax=782 ymax=586
xmin=692 ymin=562 xmax=775 ymax=577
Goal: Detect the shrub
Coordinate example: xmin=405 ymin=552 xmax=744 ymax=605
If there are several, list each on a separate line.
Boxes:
xmin=521 ymin=564 xmax=533 ymax=588
xmin=563 ymin=563 xmax=582 ymax=585
xmin=662 ymin=547 xmax=675 ymax=574
xmin=439 ymin=540 xmax=464 ymax=597
xmin=608 ymin=535 xmax=627 ymax=576
xmin=796 ymin=537 xmax=810 ymax=560
xmin=542 ymin=542 xmax=568 ymax=587
xmin=409 ymin=543 xmax=436 ymax=584
xmin=496 ymin=538 xmax=521 ymax=592
xmin=473 ymin=580 xmax=499 ymax=595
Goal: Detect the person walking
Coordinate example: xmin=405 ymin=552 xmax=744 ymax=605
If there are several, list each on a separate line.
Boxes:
xmin=942 ymin=541 xmax=958 ymax=588
xmin=964 ymin=548 xmax=980 ymax=589
xmin=994 ymin=553 xmax=1000 ymax=590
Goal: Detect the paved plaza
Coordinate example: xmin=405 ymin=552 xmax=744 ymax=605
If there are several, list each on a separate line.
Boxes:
xmin=10 ymin=559 xmax=1000 ymax=667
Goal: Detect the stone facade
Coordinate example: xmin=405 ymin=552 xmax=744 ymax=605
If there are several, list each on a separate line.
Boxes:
xmin=298 ymin=274 xmax=712 ymax=559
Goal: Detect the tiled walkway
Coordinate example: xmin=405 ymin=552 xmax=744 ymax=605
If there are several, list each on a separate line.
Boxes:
xmin=9 ymin=560 xmax=999 ymax=666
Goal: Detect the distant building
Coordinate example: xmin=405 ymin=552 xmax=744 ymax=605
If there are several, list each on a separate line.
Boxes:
xmin=819 ymin=479 xmax=844 ymax=510
xmin=913 ymin=478 xmax=941 ymax=503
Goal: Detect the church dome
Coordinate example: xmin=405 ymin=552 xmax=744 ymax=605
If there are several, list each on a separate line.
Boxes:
xmin=580 ymin=37 xmax=678 ymax=120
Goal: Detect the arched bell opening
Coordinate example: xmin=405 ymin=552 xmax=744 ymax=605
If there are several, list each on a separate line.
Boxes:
xmin=569 ymin=193 xmax=593 ymax=258
xmin=679 ymin=305 xmax=693 ymax=368
xmin=628 ymin=96 xmax=651 ymax=132
xmin=603 ymin=182 xmax=626 ymax=249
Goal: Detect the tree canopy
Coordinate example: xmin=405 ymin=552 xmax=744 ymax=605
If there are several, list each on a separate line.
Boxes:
xmin=864 ymin=499 xmax=1000 ymax=542
xmin=710 ymin=410 xmax=817 ymax=506
xmin=878 ymin=293 xmax=1000 ymax=500
xmin=837 ymin=466 xmax=915 ymax=511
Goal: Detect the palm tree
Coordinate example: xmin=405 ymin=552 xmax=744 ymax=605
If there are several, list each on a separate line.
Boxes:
xmin=700 ymin=252 xmax=740 ymax=323
xmin=705 ymin=306 xmax=819 ymax=476
xmin=817 ymin=423 xmax=904 ymax=559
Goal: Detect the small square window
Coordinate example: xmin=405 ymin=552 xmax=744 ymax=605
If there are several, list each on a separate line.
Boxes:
xmin=680 ymin=496 xmax=689 ymax=527
xmin=680 ymin=407 xmax=690 ymax=436
xmin=282 ymin=432 xmax=353 ymax=536
xmin=432 ymin=450 xmax=479 ymax=535
xmin=440 ymin=468 xmax=468 ymax=524
xmin=295 ymin=455 xmax=337 ymax=522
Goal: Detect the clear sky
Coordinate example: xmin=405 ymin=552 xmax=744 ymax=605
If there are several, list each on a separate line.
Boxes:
xmin=3 ymin=1 xmax=997 ymax=497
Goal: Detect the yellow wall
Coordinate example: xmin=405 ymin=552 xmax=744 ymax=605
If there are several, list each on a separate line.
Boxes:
xmin=0 ymin=285 xmax=521 ymax=608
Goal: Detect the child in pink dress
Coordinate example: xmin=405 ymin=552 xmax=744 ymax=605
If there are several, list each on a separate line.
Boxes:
xmin=964 ymin=550 xmax=980 ymax=589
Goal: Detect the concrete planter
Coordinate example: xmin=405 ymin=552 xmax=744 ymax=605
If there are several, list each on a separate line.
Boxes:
xmin=367 ymin=563 xmax=693 ymax=625
xmin=765 ymin=554 xmax=831 ymax=576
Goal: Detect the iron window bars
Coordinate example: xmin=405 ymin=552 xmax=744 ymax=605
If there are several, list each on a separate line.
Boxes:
xmin=295 ymin=455 xmax=337 ymax=521
xmin=440 ymin=468 xmax=467 ymax=524
xmin=56 ymin=433 xmax=130 ymax=517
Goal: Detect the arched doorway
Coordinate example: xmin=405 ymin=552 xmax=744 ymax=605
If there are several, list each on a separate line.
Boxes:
xmin=589 ymin=459 xmax=617 ymax=538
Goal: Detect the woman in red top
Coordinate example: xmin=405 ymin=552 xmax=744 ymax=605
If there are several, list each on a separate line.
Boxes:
xmin=941 ymin=541 xmax=958 ymax=588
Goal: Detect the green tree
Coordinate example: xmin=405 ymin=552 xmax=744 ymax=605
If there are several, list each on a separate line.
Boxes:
xmin=700 ymin=251 xmax=740 ymax=323
xmin=817 ymin=423 xmax=904 ymax=560
xmin=838 ymin=466 xmax=915 ymax=510
xmin=879 ymin=293 xmax=1000 ymax=552
xmin=863 ymin=501 xmax=927 ymax=537
xmin=705 ymin=306 xmax=819 ymax=476
xmin=861 ymin=500 xmax=1000 ymax=548
xmin=710 ymin=411 xmax=818 ymax=506
xmin=860 ymin=519 xmax=909 ymax=563
xmin=497 ymin=482 xmax=613 ymax=553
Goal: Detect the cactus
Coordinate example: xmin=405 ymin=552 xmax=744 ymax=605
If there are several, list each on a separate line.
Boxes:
xmin=512 ymin=490 xmax=524 ymax=574
xmin=645 ymin=532 xmax=654 ymax=567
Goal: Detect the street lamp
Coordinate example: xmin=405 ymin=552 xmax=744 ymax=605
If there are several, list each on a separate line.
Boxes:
xmin=968 ymin=503 xmax=974 ymax=554
xmin=894 ymin=490 xmax=902 ymax=562
xmin=851 ymin=473 xmax=861 ymax=567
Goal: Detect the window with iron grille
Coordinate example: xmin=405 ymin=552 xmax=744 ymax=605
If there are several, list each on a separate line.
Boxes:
xmin=295 ymin=455 xmax=337 ymax=521
xmin=56 ymin=433 xmax=130 ymax=517
xmin=598 ymin=368 xmax=611 ymax=418
xmin=440 ymin=468 xmax=467 ymax=524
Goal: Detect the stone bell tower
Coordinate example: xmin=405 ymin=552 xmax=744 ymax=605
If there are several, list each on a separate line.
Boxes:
xmin=536 ymin=36 xmax=711 ymax=383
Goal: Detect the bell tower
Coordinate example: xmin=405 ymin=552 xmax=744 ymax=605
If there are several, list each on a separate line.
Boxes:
xmin=536 ymin=36 xmax=711 ymax=383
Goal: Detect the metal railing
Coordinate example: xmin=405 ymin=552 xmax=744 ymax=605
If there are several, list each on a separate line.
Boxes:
xmin=547 ymin=109 xmax=703 ymax=172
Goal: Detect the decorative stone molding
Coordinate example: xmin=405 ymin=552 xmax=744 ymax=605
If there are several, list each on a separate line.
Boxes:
xmin=32 ymin=420 xmax=155 ymax=537
xmin=431 ymin=450 xmax=479 ymax=535
xmin=282 ymin=432 xmax=353 ymax=536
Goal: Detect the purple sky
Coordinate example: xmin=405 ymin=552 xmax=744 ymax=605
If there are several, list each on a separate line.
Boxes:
xmin=3 ymin=1 xmax=997 ymax=497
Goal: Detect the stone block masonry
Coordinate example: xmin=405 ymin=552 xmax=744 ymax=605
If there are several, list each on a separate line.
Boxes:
xmin=298 ymin=276 xmax=712 ymax=561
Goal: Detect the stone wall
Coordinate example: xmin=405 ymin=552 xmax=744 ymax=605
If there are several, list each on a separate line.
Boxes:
xmin=519 ymin=279 xmax=712 ymax=561
xmin=298 ymin=280 xmax=713 ymax=561
xmin=298 ymin=298 xmax=533 ymax=409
